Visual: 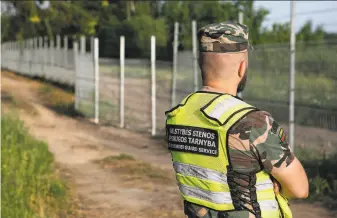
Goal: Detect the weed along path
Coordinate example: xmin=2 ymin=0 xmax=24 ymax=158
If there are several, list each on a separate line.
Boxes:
xmin=1 ymin=71 xmax=334 ymax=218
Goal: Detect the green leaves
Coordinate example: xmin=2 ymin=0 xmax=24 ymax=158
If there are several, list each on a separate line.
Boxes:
xmin=1 ymin=0 xmax=332 ymax=60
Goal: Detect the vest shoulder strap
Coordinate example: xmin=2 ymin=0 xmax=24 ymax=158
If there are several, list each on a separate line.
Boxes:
xmin=165 ymin=93 xmax=195 ymax=117
xmin=200 ymin=94 xmax=259 ymax=126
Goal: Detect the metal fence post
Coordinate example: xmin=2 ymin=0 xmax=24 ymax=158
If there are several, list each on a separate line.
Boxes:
xmin=120 ymin=36 xmax=125 ymax=128
xmin=28 ymin=38 xmax=33 ymax=76
xmin=90 ymin=36 xmax=94 ymax=53
xmin=56 ymin=34 xmax=61 ymax=67
xmin=237 ymin=11 xmax=244 ymax=99
xmin=50 ymin=37 xmax=54 ymax=66
xmin=44 ymin=36 xmax=48 ymax=78
xmin=64 ymin=36 xmax=68 ymax=68
xmin=192 ymin=20 xmax=199 ymax=92
xmin=94 ymin=38 xmax=99 ymax=124
xmin=289 ymin=1 xmax=296 ymax=152
xmin=32 ymin=38 xmax=37 ymax=74
xmin=171 ymin=22 xmax=179 ymax=108
xmin=39 ymin=37 xmax=43 ymax=76
xmin=74 ymin=42 xmax=79 ymax=110
xmin=80 ymin=36 xmax=86 ymax=54
xmin=151 ymin=36 xmax=156 ymax=136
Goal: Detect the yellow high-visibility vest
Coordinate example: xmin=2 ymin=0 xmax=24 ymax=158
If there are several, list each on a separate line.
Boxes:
xmin=165 ymin=92 xmax=292 ymax=218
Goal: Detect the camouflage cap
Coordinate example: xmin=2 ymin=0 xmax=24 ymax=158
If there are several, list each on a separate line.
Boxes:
xmin=198 ymin=21 xmax=250 ymax=53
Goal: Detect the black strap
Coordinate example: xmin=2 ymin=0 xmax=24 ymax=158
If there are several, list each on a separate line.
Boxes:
xmin=226 ymin=166 xmax=262 ymax=217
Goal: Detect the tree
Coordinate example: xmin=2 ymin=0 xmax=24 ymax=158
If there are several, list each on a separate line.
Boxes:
xmin=260 ymin=22 xmax=291 ymax=44
xmin=121 ymin=14 xmax=168 ymax=58
xmin=1 ymin=0 xmax=98 ymax=41
xmin=233 ymin=0 xmax=270 ymax=45
xmin=297 ymin=21 xmax=324 ymax=44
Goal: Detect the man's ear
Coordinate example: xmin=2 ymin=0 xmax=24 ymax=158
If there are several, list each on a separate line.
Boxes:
xmin=238 ymin=60 xmax=247 ymax=78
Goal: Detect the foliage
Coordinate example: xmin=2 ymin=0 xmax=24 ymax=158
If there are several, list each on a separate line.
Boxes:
xmin=250 ymin=42 xmax=337 ymax=79
xmin=121 ymin=15 xmax=168 ymax=58
xmin=1 ymin=114 xmax=76 ymax=218
xmin=297 ymin=21 xmax=325 ymax=43
xmin=1 ymin=0 xmax=97 ymax=41
xmin=297 ymin=150 xmax=337 ymax=209
xmin=1 ymin=0 xmax=330 ymax=60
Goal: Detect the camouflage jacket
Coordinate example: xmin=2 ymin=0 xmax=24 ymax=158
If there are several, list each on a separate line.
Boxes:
xmin=184 ymin=110 xmax=294 ymax=218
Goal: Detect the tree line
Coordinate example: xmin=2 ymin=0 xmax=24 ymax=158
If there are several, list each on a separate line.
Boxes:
xmin=1 ymin=0 xmax=335 ymax=60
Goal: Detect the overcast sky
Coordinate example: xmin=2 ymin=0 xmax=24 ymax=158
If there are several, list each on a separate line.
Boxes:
xmin=254 ymin=1 xmax=337 ymax=33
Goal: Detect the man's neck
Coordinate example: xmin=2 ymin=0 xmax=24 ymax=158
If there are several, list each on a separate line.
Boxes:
xmin=201 ymin=85 xmax=237 ymax=96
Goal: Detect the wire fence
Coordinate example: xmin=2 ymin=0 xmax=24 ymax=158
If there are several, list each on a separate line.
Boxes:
xmin=98 ymin=57 xmax=120 ymax=126
xmin=1 ymin=35 xmax=98 ymax=121
xmin=73 ymin=36 xmax=99 ymax=122
xmin=2 ymin=31 xmax=337 ymax=153
xmin=1 ymin=36 xmax=76 ymax=85
xmin=246 ymin=41 xmax=337 ymax=151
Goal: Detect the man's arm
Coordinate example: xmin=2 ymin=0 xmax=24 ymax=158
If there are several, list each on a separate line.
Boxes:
xmin=271 ymin=156 xmax=309 ymax=199
xmin=248 ymin=111 xmax=309 ymax=199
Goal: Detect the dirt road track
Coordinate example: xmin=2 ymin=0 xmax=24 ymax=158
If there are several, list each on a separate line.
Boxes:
xmin=1 ymin=72 xmax=334 ymax=218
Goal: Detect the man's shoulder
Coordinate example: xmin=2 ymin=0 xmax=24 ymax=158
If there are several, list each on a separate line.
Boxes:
xmin=228 ymin=109 xmax=287 ymax=149
xmin=230 ymin=110 xmax=274 ymax=134
xmin=229 ymin=109 xmax=292 ymax=172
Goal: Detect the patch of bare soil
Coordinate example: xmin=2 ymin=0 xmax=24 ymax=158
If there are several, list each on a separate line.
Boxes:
xmin=1 ymin=71 xmax=335 ymax=218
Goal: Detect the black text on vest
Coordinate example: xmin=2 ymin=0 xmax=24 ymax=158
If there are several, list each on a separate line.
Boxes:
xmin=166 ymin=125 xmax=219 ymax=157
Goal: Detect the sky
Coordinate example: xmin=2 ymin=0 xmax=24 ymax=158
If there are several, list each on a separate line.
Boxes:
xmin=254 ymin=1 xmax=337 ymax=33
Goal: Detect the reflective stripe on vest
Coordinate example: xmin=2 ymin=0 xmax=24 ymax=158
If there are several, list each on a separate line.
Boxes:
xmin=174 ymin=162 xmax=274 ymax=191
xmin=175 ymin=161 xmax=279 ymax=210
xmin=179 ymin=183 xmax=233 ymax=204
xmin=208 ymin=97 xmax=245 ymax=120
xmin=179 ymin=183 xmax=279 ymax=211
xmin=255 ymin=180 xmax=274 ymax=191
xmin=173 ymin=162 xmax=227 ymax=184
xmin=201 ymin=94 xmax=256 ymax=125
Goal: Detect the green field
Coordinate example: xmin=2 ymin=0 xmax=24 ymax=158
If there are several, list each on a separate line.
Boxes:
xmin=99 ymin=62 xmax=337 ymax=109
xmin=1 ymin=114 xmax=77 ymax=218
xmin=98 ymin=54 xmax=337 ymax=130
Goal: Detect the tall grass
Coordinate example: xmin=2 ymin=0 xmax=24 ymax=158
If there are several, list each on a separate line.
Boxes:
xmin=1 ymin=114 xmax=76 ymax=218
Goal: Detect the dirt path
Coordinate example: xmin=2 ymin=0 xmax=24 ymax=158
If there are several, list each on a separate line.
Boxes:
xmin=1 ymin=72 xmax=334 ymax=218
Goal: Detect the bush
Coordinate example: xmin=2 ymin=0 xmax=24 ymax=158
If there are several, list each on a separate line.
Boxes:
xmin=1 ymin=114 xmax=74 ymax=218
xmin=297 ymin=149 xmax=337 ymax=209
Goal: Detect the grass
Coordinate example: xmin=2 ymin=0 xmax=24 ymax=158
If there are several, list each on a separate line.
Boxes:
xmin=98 ymin=100 xmax=119 ymax=123
xmin=95 ymin=153 xmax=174 ymax=184
xmin=1 ymin=114 xmax=79 ymax=218
xmin=38 ymin=84 xmax=83 ymax=118
xmin=100 ymin=64 xmax=180 ymax=80
xmin=2 ymin=71 xmax=82 ymax=118
xmin=100 ymin=64 xmax=337 ymax=129
xmin=100 ymin=63 xmax=337 ymax=109
xmin=101 ymin=153 xmax=135 ymax=162
xmin=245 ymin=70 xmax=337 ymax=108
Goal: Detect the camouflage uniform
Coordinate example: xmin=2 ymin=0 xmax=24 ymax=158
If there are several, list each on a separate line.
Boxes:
xmin=183 ymin=21 xmax=294 ymax=218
